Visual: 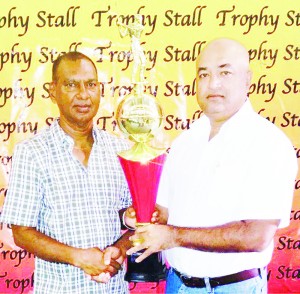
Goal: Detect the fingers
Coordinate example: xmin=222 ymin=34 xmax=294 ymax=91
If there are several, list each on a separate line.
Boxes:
xmin=124 ymin=206 xmax=137 ymax=229
xmin=80 ymin=247 xmax=122 ymax=279
xmin=103 ymin=247 xmax=117 ymax=266
xmin=126 ymin=244 xmax=142 ymax=256
xmin=151 ymin=211 xmax=159 ymax=223
xmin=103 ymin=246 xmax=125 ymax=265
xmin=88 ymin=261 xmax=119 ymax=279
xmin=91 ymin=272 xmax=111 ymax=283
xmin=126 ymin=245 xmax=153 ymax=263
xmin=126 ymin=233 xmax=149 ymax=256
xmin=152 ymin=211 xmax=159 ymax=217
xmin=127 ymin=225 xmax=149 ymax=246
xmin=126 ymin=206 xmax=136 ymax=217
xmin=126 ymin=224 xmax=164 ymax=262
xmin=134 ymin=225 xmax=148 ymax=234
xmin=135 ymin=249 xmax=152 ymax=263
xmin=102 ymin=250 xmax=122 ymax=274
xmin=103 ymin=246 xmax=123 ymax=276
xmin=106 ymin=258 xmax=122 ymax=273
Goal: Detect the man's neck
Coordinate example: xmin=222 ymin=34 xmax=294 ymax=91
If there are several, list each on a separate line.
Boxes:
xmin=209 ymin=122 xmax=223 ymax=140
xmin=58 ymin=119 xmax=94 ymax=148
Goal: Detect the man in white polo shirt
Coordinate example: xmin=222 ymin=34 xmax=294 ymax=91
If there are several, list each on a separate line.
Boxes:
xmin=126 ymin=38 xmax=298 ymax=293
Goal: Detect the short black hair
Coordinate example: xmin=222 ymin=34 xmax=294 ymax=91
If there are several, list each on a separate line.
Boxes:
xmin=52 ymin=52 xmax=98 ymax=82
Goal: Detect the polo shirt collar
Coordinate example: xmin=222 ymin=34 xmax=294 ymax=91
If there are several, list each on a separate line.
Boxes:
xmin=50 ymin=118 xmax=102 ymax=149
xmin=218 ymin=99 xmax=254 ymax=134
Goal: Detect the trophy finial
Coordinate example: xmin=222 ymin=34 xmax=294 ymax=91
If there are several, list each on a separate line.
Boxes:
xmin=117 ymin=14 xmax=146 ymax=84
xmin=116 ymin=14 xmax=164 ymax=162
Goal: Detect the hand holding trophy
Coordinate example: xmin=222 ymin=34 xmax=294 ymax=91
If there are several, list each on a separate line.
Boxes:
xmin=116 ymin=15 xmax=168 ymax=283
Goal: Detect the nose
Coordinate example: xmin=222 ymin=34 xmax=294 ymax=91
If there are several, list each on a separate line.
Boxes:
xmin=77 ymin=82 xmax=90 ymax=99
xmin=208 ymin=75 xmax=221 ymax=90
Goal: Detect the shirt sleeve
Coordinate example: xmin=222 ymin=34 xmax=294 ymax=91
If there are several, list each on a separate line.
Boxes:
xmin=1 ymin=142 xmax=43 ymax=227
xmin=237 ymin=134 xmax=298 ymax=228
xmin=156 ymin=146 xmax=178 ymax=210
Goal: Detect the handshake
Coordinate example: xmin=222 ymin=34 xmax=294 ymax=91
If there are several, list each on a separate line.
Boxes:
xmin=84 ymin=205 xmax=169 ymax=283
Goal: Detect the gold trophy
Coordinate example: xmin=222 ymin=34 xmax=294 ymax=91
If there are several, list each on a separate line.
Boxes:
xmin=116 ymin=15 xmax=167 ymax=283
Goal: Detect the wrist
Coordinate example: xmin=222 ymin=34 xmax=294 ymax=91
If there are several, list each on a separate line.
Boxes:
xmin=114 ymin=230 xmax=135 ymax=253
xmin=170 ymin=225 xmax=181 ymax=248
xmin=69 ymin=247 xmax=82 ymax=268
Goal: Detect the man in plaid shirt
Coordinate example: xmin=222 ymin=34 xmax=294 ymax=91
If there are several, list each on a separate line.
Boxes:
xmin=1 ymin=52 xmax=133 ymax=293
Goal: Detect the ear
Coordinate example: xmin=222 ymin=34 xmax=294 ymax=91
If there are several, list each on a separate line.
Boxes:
xmin=49 ymin=82 xmax=57 ymax=104
xmin=246 ymin=70 xmax=253 ymax=88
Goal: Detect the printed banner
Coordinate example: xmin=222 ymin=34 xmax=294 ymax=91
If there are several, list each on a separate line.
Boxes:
xmin=0 ymin=1 xmax=299 ymax=293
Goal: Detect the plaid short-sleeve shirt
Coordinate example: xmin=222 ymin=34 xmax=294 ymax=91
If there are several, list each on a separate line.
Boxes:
xmin=1 ymin=119 xmax=131 ymax=293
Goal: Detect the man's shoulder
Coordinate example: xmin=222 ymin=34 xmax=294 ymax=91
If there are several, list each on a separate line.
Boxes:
xmin=174 ymin=115 xmax=208 ymax=142
xmin=14 ymin=126 xmax=52 ymax=154
xmin=252 ymin=112 xmax=293 ymax=145
xmin=247 ymin=112 xmax=296 ymax=162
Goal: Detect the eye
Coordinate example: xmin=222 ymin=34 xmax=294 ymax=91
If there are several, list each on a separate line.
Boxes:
xmin=86 ymin=82 xmax=98 ymax=89
xmin=198 ymin=72 xmax=209 ymax=79
xmin=65 ymin=82 xmax=77 ymax=88
xmin=221 ymin=71 xmax=231 ymax=76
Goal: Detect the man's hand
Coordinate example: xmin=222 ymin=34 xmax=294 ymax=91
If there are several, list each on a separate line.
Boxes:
xmin=76 ymin=247 xmax=121 ymax=278
xmin=103 ymin=245 xmax=126 ymax=268
xmin=126 ymin=224 xmax=177 ymax=262
xmin=123 ymin=206 xmax=137 ymax=229
xmin=123 ymin=204 xmax=169 ymax=229
xmin=151 ymin=204 xmax=169 ymax=224
xmin=90 ymin=246 xmax=125 ymax=283
xmin=91 ymin=230 xmax=134 ymax=282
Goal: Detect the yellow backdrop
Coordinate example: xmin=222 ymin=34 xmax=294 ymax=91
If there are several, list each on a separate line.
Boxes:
xmin=0 ymin=1 xmax=299 ymax=293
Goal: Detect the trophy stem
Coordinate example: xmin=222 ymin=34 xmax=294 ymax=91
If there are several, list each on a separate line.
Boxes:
xmin=136 ymin=222 xmax=150 ymax=226
xmin=118 ymin=142 xmax=165 ymax=162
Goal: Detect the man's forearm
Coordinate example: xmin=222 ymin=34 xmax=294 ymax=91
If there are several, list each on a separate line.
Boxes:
xmin=126 ymin=219 xmax=280 ymax=263
xmin=12 ymin=225 xmax=79 ymax=265
xmin=173 ymin=219 xmax=280 ymax=253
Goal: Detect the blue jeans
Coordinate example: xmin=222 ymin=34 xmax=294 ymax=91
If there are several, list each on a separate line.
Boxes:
xmin=165 ymin=268 xmax=268 ymax=294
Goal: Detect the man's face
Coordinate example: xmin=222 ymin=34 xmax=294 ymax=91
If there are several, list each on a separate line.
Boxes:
xmin=196 ymin=41 xmax=251 ymax=123
xmin=50 ymin=58 xmax=100 ymax=128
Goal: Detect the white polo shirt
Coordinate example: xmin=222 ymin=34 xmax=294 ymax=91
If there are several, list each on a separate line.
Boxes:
xmin=157 ymin=100 xmax=298 ymax=278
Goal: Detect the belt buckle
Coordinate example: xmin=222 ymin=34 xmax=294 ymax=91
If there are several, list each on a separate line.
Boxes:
xmin=179 ymin=274 xmax=192 ymax=286
xmin=180 ymin=275 xmax=206 ymax=288
xmin=209 ymin=278 xmax=220 ymax=288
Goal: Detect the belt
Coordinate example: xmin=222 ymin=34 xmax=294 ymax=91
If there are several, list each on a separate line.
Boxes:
xmin=173 ymin=268 xmax=262 ymax=288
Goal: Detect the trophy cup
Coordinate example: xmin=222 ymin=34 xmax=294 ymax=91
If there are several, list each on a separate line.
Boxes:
xmin=116 ymin=15 xmax=168 ymax=283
